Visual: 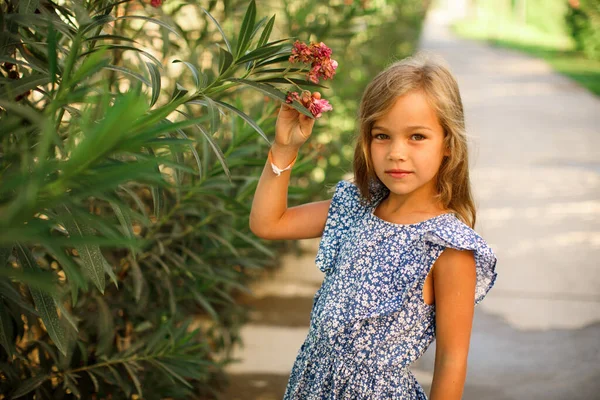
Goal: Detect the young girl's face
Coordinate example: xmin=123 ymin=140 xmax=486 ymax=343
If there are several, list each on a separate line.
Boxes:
xmin=370 ymin=90 xmax=450 ymax=202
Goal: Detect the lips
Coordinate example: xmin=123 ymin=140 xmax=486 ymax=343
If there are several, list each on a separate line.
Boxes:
xmin=385 ymin=169 xmax=412 ymax=179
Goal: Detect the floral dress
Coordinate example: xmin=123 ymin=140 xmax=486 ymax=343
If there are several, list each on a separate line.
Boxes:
xmin=282 ymin=180 xmax=498 ymax=399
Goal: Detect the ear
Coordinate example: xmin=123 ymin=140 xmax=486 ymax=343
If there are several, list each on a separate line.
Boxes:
xmin=443 ymin=146 xmax=451 ymax=157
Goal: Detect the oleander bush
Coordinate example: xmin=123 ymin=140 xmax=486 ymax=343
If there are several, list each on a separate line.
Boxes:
xmin=0 ymin=0 xmax=428 ymax=398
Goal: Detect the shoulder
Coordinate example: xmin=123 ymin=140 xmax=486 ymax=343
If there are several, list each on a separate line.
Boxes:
xmin=329 ymin=179 xmax=366 ymax=210
xmin=330 ymin=179 xmax=387 ymax=208
xmin=424 ymin=215 xmax=498 ymax=305
xmin=424 ymin=215 xmax=493 ymax=256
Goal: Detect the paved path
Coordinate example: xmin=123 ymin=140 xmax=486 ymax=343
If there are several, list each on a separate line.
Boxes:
xmin=219 ymin=7 xmax=600 ymax=400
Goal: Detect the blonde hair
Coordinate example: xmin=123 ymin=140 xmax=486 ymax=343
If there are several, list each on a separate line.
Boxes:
xmin=352 ymin=52 xmax=477 ymax=228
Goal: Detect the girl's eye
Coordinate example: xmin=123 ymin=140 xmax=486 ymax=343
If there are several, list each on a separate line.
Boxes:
xmin=411 ymin=134 xmax=426 ymax=141
xmin=373 ymin=133 xmax=388 ymax=140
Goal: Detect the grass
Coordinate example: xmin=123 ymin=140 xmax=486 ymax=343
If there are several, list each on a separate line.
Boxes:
xmin=452 ymin=18 xmax=600 ymax=96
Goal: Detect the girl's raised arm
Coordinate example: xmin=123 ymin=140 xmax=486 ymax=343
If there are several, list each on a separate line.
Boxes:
xmin=249 ymin=102 xmax=331 ymax=240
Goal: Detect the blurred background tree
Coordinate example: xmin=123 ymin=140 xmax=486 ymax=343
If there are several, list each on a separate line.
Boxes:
xmin=450 ymin=0 xmax=600 ymax=95
xmin=0 ymin=0 xmax=429 ymax=398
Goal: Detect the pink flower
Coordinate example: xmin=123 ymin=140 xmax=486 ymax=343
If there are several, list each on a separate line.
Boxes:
xmin=285 ymin=91 xmax=300 ymax=103
xmin=289 ymin=41 xmax=313 ymax=64
xmin=309 ymin=98 xmax=333 ymax=119
xmin=285 ymin=90 xmax=332 ymax=119
xmin=151 ymin=0 xmax=163 ymax=7
xmin=289 ymin=41 xmax=338 ymax=83
xmin=311 ymin=42 xmax=332 ymax=60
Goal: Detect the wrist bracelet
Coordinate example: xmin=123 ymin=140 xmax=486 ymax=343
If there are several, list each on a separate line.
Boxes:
xmin=268 ymin=148 xmax=298 ymax=176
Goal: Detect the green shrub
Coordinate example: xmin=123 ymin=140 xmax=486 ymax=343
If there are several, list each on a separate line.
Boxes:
xmin=0 ymin=0 xmax=429 ymax=398
xmin=566 ymin=0 xmax=600 ymax=60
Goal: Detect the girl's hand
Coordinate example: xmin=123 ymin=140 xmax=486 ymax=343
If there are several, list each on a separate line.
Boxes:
xmin=274 ymin=93 xmax=318 ymax=150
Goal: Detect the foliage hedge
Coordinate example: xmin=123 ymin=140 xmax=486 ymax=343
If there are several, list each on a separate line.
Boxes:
xmin=566 ymin=0 xmax=600 ymax=60
xmin=0 ymin=0 xmax=429 ymax=398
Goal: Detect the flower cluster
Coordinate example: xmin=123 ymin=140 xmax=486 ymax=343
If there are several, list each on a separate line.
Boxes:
xmin=289 ymin=41 xmax=338 ymax=84
xmin=150 ymin=0 xmax=163 ymax=7
xmin=286 ymin=90 xmax=333 ymax=119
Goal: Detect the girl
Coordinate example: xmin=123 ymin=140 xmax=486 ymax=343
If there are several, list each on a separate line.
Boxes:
xmin=249 ymin=53 xmax=498 ymax=400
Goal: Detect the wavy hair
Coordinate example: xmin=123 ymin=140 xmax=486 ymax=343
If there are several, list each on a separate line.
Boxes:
xmin=352 ymin=52 xmax=477 ymax=228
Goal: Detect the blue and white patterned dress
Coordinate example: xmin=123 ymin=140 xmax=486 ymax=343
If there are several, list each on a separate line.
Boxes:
xmin=282 ymin=179 xmax=498 ymax=399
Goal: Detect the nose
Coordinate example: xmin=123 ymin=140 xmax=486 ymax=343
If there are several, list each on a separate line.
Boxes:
xmin=387 ymin=138 xmax=408 ymax=161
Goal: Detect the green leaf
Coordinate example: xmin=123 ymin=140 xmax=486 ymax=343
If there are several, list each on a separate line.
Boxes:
xmin=109 ymin=200 xmax=137 ymax=257
xmin=230 ymin=78 xmax=314 ymax=118
xmin=0 ymin=266 xmax=58 ymax=294
xmin=124 ymin=363 xmax=143 ymax=397
xmin=213 ymin=100 xmax=269 ymax=144
xmin=63 ymin=374 xmax=82 ymax=398
xmin=176 ymin=110 xmax=230 ymax=181
xmin=173 ymin=128 xmax=202 ymax=176
xmin=236 ymin=0 xmax=257 ymax=59
xmin=218 ymin=47 xmax=234 ymax=75
xmin=80 ymin=14 xmax=115 ymax=35
xmin=115 ymin=15 xmax=181 ymax=38
xmin=257 ymin=15 xmax=275 ymax=48
xmin=48 ymin=23 xmax=57 ymax=85
xmin=255 ymin=54 xmax=291 ymax=68
xmin=11 ymin=374 xmax=50 ymax=399
xmin=0 ymin=246 xmax=12 ymax=268
xmin=54 ymin=300 xmax=78 ymax=333
xmin=42 ymin=242 xmax=88 ymax=306
xmin=19 ymin=0 xmax=40 ymax=14
xmin=0 ymin=74 xmax=50 ymax=99
xmin=129 ymin=256 xmax=145 ymax=303
xmin=68 ymin=46 xmax=110 ymax=88
xmin=231 ymin=230 xmax=275 ymax=258
xmin=104 ymin=65 xmax=151 ymax=86
xmin=146 ymin=61 xmax=161 ymax=107
xmin=86 ymin=371 xmax=100 ymax=392
xmin=94 ymin=294 xmax=114 ymax=356
xmin=0 ymin=304 xmax=15 ymax=357
xmin=191 ymin=292 xmax=219 ymax=322
xmin=84 ymin=34 xmax=137 ymax=44
xmin=58 ymin=206 xmax=106 ymax=294
xmin=0 ymin=279 xmax=37 ymax=314
xmin=80 ymin=45 xmax=161 ymax=69
xmin=201 ymin=8 xmax=232 ymax=53
xmin=15 ymin=243 xmax=67 ymax=356
xmin=103 ymin=259 xmax=119 ymax=289
xmin=172 ymin=60 xmax=202 ymax=90
xmin=235 ymin=43 xmax=285 ymax=65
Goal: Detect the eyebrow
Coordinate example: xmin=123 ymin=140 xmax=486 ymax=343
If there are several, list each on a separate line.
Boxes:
xmin=371 ymin=125 xmax=433 ymax=132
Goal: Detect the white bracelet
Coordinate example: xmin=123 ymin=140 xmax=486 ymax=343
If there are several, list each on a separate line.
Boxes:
xmin=268 ymin=148 xmax=298 ymax=177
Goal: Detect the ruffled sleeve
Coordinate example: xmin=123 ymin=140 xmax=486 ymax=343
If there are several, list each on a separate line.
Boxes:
xmin=314 ymin=180 xmax=363 ymax=276
xmin=421 ymin=220 xmax=498 ymax=306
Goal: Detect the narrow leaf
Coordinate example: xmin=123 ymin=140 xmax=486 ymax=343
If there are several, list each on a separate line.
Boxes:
xmin=146 ymin=61 xmax=161 ymax=107
xmin=129 ymin=256 xmax=144 ymax=302
xmin=48 ymin=23 xmax=57 ymax=85
xmin=15 ymin=243 xmax=67 ymax=356
xmin=236 ymin=0 xmax=257 ymax=58
xmin=201 ymin=8 xmax=232 ymax=53
xmin=124 ymin=363 xmax=143 ymax=397
xmin=173 ymin=59 xmax=201 ymax=90
xmin=235 ymin=43 xmax=285 ymax=65
xmin=230 ymin=78 xmax=314 ymax=118
xmin=0 ymin=304 xmax=15 ymax=357
xmin=257 ymin=15 xmax=275 ymax=48
xmin=59 ymin=206 xmax=106 ymax=294
xmin=104 ymin=65 xmax=150 ymax=86
xmin=213 ymin=100 xmax=269 ymax=143
xmin=11 ymin=374 xmax=50 ymax=399
xmin=218 ymin=47 xmax=233 ymax=75
xmin=115 ymin=15 xmax=180 ymax=38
